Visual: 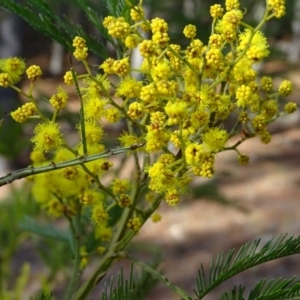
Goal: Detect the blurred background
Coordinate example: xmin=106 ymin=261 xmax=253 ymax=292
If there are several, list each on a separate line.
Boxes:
xmin=0 ymin=0 xmax=300 ymax=299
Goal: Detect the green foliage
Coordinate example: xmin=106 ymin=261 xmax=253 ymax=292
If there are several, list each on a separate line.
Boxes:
xmin=101 ymin=266 xmax=138 ymax=300
xmin=0 ymin=0 xmax=108 ymax=59
xmin=31 ymin=291 xmax=55 ymax=300
xmin=20 ymin=216 xmax=75 ymax=254
xmin=196 ymin=235 xmax=300 ymax=299
xmin=220 ymin=277 xmax=300 ymax=300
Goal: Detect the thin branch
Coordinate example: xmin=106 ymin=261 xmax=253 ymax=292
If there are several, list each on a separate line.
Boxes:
xmin=0 ymin=143 xmax=144 ymax=187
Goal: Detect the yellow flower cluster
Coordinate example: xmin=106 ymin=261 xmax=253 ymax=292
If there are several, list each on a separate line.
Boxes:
xmin=7 ymin=0 xmax=296 ymax=220
xmin=73 ymin=36 xmax=88 ymax=61
xmin=0 ymin=57 xmax=26 ymax=86
xmin=127 ymin=217 xmax=142 ymax=231
xmin=49 ymin=86 xmax=69 ymax=109
xmin=26 ymin=65 xmax=42 ymax=81
xmin=11 ymin=102 xmax=36 ymax=123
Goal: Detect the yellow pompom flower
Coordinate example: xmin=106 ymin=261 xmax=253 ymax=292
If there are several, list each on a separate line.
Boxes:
xmin=49 ymin=86 xmax=69 ymax=110
xmin=112 ymin=178 xmax=129 ymax=195
xmin=158 ymin=153 xmax=175 ymax=166
xmin=238 ymin=29 xmax=269 ymax=62
xmin=105 ymin=107 xmax=121 ymax=123
xmin=118 ymin=132 xmax=139 ymax=147
xmin=0 ymin=57 xmax=26 ymax=84
xmin=118 ymin=194 xmax=131 ymax=208
xmin=268 ymin=0 xmax=286 ymax=18
xmin=252 ymin=114 xmax=267 ymax=132
xmin=78 ymin=120 xmax=103 ymax=145
xmin=124 ymin=35 xmax=141 ymax=49
xmin=260 ymin=129 xmax=272 ymax=144
xmin=0 ymin=73 xmax=12 ymax=87
xmin=225 ymin=0 xmax=240 ymax=11
xmin=236 ymin=84 xmax=252 ymax=107
xmin=151 ymin=213 xmax=161 ymax=223
xmin=95 ymin=225 xmax=113 ymax=241
xmin=223 ymin=10 xmax=243 ymax=26
xmin=116 ymin=77 xmax=143 ymax=99
xmin=72 ymin=36 xmax=88 ymax=61
xmin=31 ymin=122 xmax=64 ymax=152
xmin=185 ymin=143 xmax=208 ymax=165
xmin=63 ymin=71 xmax=74 ymax=85
xmin=284 ymin=102 xmax=297 ymax=114
xmin=139 ymin=40 xmax=159 ymax=58
xmin=193 ymin=154 xmax=215 ymax=178
xmin=72 ymin=36 xmax=88 ymax=60
xmin=73 ymin=47 xmax=88 ymax=61
xmin=210 ymin=4 xmax=224 ymax=18
xmin=183 ymin=24 xmax=197 ymax=39
xmin=30 ymin=150 xmax=46 ymax=164
xmin=165 ymin=189 xmax=180 ymax=206
xmin=147 ymin=111 xmax=166 ymax=132
xmin=127 ymin=102 xmax=144 ymax=120
xmin=130 ymin=6 xmax=145 ymax=21
xmin=73 ymin=36 xmax=86 ymax=49
xmin=103 ymin=16 xmax=130 ymax=39
xmin=278 ymin=80 xmax=293 ymax=96
xmin=11 ymin=102 xmax=36 ymax=123
xmin=111 ymin=58 xmax=130 ymax=77
xmin=79 ymin=189 xmax=103 ymax=205
xmin=62 ymin=166 xmax=79 ymax=180
xmin=238 ymin=154 xmax=249 ymax=165
xmin=202 ymin=128 xmax=229 ymax=152
xmin=151 ymin=18 xmax=168 ymax=34
xmin=152 ymin=31 xmax=170 ymax=47
xmin=205 ymin=48 xmax=223 ymax=69
xmin=260 ymin=76 xmax=273 ymax=92
xmin=99 ymin=58 xmax=115 ymax=74
xmin=91 ymin=203 xmax=109 ymax=225
xmin=165 ymin=101 xmax=187 ymax=125
xmin=127 ymin=217 xmax=142 ymax=230
xmin=26 ymin=65 xmax=42 ymax=81
xmin=151 ymin=61 xmax=172 ymax=82
xmin=85 ymin=97 xmax=107 ymax=119
xmin=209 ymin=34 xmax=223 ymax=48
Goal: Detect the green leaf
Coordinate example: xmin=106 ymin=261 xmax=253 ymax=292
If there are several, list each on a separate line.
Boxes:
xmin=107 ymin=205 xmax=123 ymax=227
xmin=195 ymin=234 xmax=300 ymax=299
xmin=19 ymin=216 xmax=74 ymax=254
xmin=130 ymin=256 xmax=193 ymax=300
xmin=101 ymin=265 xmax=138 ymax=300
xmin=30 ymin=291 xmax=55 ymax=300
xmin=0 ymin=0 xmax=108 ymax=59
xmin=219 ymin=286 xmax=246 ymax=300
xmin=219 ymin=277 xmax=300 ymax=300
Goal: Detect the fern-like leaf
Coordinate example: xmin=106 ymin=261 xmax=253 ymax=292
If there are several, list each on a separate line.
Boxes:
xmin=30 ymin=291 xmax=55 ymax=300
xmin=0 ymin=0 xmax=108 ymax=59
xmin=101 ymin=264 xmax=138 ymax=300
xmin=220 ymin=277 xmax=300 ymax=300
xmin=195 ymin=234 xmax=300 ymax=299
xmin=103 ymin=0 xmax=132 ymax=20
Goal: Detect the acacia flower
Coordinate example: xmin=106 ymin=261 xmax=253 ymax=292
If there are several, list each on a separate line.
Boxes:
xmin=0 ymin=57 xmax=26 ymax=84
xmin=202 ymin=128 xmax=229 ymax=152
xmin=31 ymin=121 xmax=64 ymax=152
xmin=26 ymin=65 xmax=42 ymax=81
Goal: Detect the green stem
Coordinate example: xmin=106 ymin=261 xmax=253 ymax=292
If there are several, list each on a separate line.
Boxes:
xmin=129 ymin=256 xmax=192 ymax=300
xmin=70 ymin=65 xmax=87 ymax=156
xmin=73 ymin=196 xmax=162 ymax=299
xmin=0 ymin=144 xmax=144 ymax=187
xmin=63 ymin=210 xmax=82 ymax=300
